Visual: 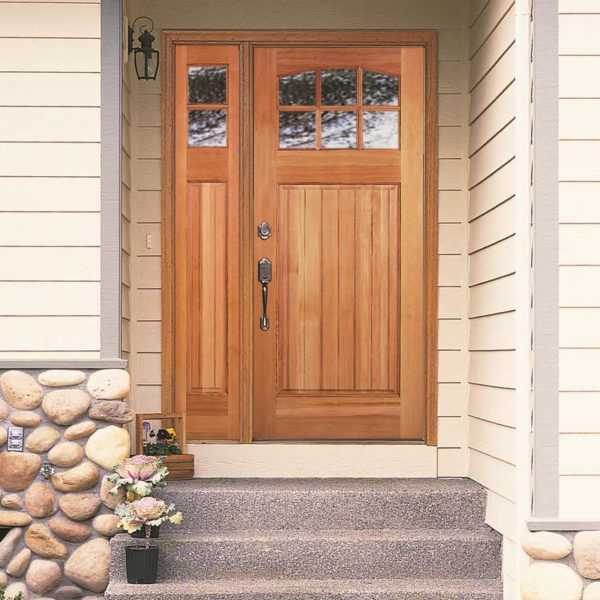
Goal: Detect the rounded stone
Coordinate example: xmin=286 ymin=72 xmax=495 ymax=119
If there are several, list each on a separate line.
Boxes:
xmin=0 ymin=451 xmax=42 ymax=491
xmin=26 ymin=559 xmax=62 ymax=594
xmin=0 ymin=370 xmax=43 ymax=410
xmin=50 ymin=461 xmax=99 ymax=493
xmin=59 ymin=493 xmax=101 ymax=521
xmin=25 ymin=482 xmax=58 ymax=519
xmin=521 ymin=562 xmax=583 ymax=600
xmin=56 ymin=585 xmax=84 ymax=599
xmin=10 ymin=411 xmax=42 ymax=428
xmin=25 ymin=426 xmax=61 ymax=453
xmin=25 ymin=523 xmax=68 ymax=559
xmin=64 ymin=537 xmax=110 ymax=593
xmin=0 ymin=426 xmax=6 ymax=446
xmin=42 ymin=389 xmax=91 ymax=426
xmin=575 ymin=531 xmax=600 ymax=579
xmin=65 ymin=421 xmax=96 ymax=441
xmin=0 ymin=527 xmax=22 ymax=567
xmin=6 ymin=547 xmax=31 ymax=577
xmin=1 ymin=493 xmax=22 ymax=509
xmin=0 ymin=511 xmax=32 ymax=527
xmin=4 ymin=582 xmax=29 ymax=600
xmin=85 ymin=425 xmax=130 ymax=470
xmin=92 ymin=514 xmax=120 ymax=537
xmin=100 ymin=475 xmax=125 ymax=509
xmin=522 ymin=531 xmax=573 ymax=560
xmin=585 ymin=583 xmax=600 ymax=600
xmin=48 ymin=441 xmax=84 ymax=468
xmin=0 ymin=399 xmax=9 ymax=421
xmin=48 ymin=516 xmax=92 ymax=543
xmin=0 ymin=569 xmax=6 ymax=587
xmin=38 ymin=370 xmax=86 ymax=387
xmin=87 ymin=369 xmax=130 ymax=400
xmin=88 ymin=401 xmax=134 ymax=424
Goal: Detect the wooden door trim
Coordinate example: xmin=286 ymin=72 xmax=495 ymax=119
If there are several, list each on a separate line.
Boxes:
xmin=161 ymin=30 xmax=438 ymax=445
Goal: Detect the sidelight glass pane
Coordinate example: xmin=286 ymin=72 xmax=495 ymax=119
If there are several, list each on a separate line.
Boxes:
xmin=279 ymin=71 xmax=316 ymax=106
xmin=188 ymin=109 xmax=227 ymax=147
xmin=321 ymin=69 xmax=357 ymax=105
xmin=363 ymin=71 xmax=399 ymax=106
xmin=188 ymin=66 xmax=227 ymax=104
xmin=363 ymin=111 xmax=399 ymax=149
xmin=321 ymin=111 xmax=357 ymax=149
xmin=279 ymin=111 xmax=316 ymax=148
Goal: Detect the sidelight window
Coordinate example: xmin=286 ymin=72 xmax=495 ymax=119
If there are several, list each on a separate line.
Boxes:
xmin=278 ymin=67 xmax=400 ymax=150
xmin=188 ymin=66 xmax=228 ymax=147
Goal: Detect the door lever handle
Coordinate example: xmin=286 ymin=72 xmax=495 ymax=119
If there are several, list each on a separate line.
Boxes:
xmin=258 ymin=258 xmax=272 ymax=331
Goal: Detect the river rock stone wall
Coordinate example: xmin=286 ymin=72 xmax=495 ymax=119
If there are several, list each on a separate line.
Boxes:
xmin=0 ymin=369 xmax=132 ymax=600
xmin=522 ymin=531 xmax=600 ymax=599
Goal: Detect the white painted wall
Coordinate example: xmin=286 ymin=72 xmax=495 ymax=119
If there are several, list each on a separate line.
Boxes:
xmin=558 ymin=0 xmax=600 ymax=519
xmin=125 ymin=0 xmax=473 ymax=464
xmin=0 ymin=0 xmax=101 ymax=359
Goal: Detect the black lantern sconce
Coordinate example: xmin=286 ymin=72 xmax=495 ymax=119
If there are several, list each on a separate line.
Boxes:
xmin=128 ymin=17 xmax=159 ymax=81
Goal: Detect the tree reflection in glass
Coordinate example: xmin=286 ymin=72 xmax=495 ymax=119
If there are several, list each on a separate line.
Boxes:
xmin=363 ymin=71 xmax=399 ymax=106
xmin=363 ymin=111 xmax=398 ymax=149
xmin=321 ymin=111 xmax=357 ymax=149
xmin=279 ymin=111 xmax=316 ymax=148
xmin=279 ymin=71 xmax=316 ymax=106
xmin=188 ymin=67 xmax=227 ymax=104
xmin=188 ymin=110 xmax=227 ymax=147
xmin=321 ymin=69 xmax=357 ymax=105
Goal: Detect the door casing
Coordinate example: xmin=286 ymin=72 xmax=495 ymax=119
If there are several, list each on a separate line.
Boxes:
xmin=160 ymin=30 xmax=439 ymax=445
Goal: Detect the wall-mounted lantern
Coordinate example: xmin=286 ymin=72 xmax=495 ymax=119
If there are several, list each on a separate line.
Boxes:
xmin=128 ymin=17 xmax=160 ymax=81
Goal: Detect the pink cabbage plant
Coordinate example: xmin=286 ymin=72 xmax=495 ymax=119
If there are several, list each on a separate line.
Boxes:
xmin=115 ymin=497 xmax=183 ymax=535
xmin=108 ymin=454 xmax=169 ymax=499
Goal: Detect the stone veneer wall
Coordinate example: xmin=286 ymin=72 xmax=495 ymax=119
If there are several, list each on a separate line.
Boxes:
xmin=522 ymin=531 xmax=600 ymax=599
xmin=0 ymin=369 xmax=133 ymax=600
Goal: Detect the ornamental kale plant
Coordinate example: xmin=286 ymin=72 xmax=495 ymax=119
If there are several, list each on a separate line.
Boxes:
xmin=108 ymin=455 xmax=169 ymax=500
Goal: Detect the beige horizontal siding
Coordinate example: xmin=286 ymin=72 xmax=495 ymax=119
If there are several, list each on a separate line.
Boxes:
xmin=0 ymin=0 xmax=101 ymax=359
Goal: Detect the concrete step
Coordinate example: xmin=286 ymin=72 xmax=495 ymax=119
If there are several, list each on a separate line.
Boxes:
xmin=109 ymin=528 xmax=502 ymax=582
xmin=105 ymin=578 xmax=504 ymax=600
xmin=154 ymin=478 xmax=487 ymax=531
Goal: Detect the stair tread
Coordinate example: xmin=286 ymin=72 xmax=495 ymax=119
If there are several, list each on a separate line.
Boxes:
xmin=113 ymin=528 xmax=499 ymax=542
xmin=107 ymin=578 xmax=503 ymax=597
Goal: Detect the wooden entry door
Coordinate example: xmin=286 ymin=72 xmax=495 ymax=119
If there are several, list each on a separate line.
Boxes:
xmin=253 ymin=47 xmax=428 ymax=440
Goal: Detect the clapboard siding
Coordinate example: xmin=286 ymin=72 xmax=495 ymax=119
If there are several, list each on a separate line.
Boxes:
xmin=126 ymin=0 xmax=472 ymax=467
xmin=467 ymin=0 xmax=517 ymax=566
xmin=559 ymin=1 xmax=600 ymax=516
xmin=0 ymin=1 xmax=101 ymax=358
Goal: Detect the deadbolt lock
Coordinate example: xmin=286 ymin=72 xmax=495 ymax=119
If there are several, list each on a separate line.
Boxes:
xmin=257 ymin=221 xmax=272 ymax=240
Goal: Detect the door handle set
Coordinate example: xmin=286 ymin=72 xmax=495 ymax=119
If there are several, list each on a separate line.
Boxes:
xmin=258 ymin=257 xmax=272 ymax=331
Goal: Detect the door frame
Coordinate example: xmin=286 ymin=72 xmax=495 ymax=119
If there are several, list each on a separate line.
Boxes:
xmin=161 ymin=30 xmax=439 ymax=445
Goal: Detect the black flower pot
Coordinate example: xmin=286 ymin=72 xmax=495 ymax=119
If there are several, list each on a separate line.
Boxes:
xmin=130 ymin=525 xmax=160 ymax=539
xmin=126 ymin=545 xmax=159 ymax=584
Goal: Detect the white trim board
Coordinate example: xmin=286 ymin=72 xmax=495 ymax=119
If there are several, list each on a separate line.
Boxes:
xmin=187 ymin=444 xmax=437 ymax=478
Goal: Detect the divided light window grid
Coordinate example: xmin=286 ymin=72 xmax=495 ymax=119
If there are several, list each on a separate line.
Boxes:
xmin=188 ymin=66 xmax=228 ymax=147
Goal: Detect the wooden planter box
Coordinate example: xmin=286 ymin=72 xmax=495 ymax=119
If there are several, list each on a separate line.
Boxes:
xmin=135 ymin=413 xmax=194 ymax=480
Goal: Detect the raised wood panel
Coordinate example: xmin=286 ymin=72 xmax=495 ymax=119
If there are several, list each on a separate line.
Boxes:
xmin=0 ymin=39 xmax=100 ymax=72
xmin=0 ymin=73 xmax=100 ymax=106
xmin=279 ymin=185 xmax=399 ymax=393
xmin=560 ymin=183 xmax=600 ymax=223
xmin=559 ymin=57 xmax=600 ymax=98
xmin=560 ymin=308 xmax=600 ymax=348
xmin=560 ymin=392 xmax=600 ymax=433
xmin=560 ymin=349 xmax=600 ymax=391
xmin=0 ymin=178 xmax=100 ymax=211
xmin=469 ymin=274 xmax=516 ymax=317
xmin=469 ymin=5 xmax=515 ymax=90
xmin=186 ymin=183 xmax=228 ymax=395
xmin=469 ymin=383 xmax=517 ymax=427
xmin=0 ymin=248 xmax=100 ymax=281
xmin=469 ymin=198 xmax=515 ymax=253
xmin=469 ymin=46 xmax=515 ymax=122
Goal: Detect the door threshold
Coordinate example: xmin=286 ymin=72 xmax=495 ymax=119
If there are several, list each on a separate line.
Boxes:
xmin=186 ymin=443 xmax=437 ymax=478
